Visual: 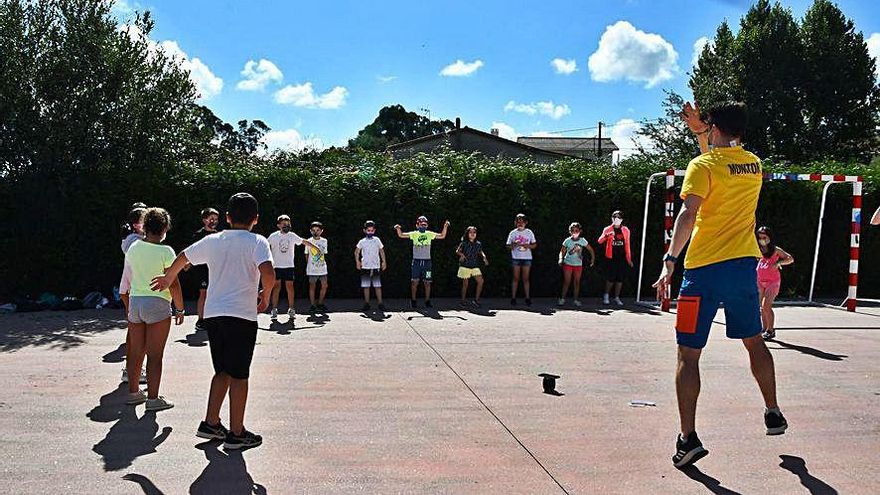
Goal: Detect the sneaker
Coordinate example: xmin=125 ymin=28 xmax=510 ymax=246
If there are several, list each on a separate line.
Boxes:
xmin=287 ymin=308 xmax=295 ymax=319
xmin=573 ymin=300 xmax=582 ymax=307
xmin=603 ymin=294 xmax=610 ymax=305
xmin=410 ymin=300 xmax=417 ymax=309
xmin=765 ymin=409 xmax=788 ymax=435
xmin=377 ymin=303 xmax=386 ymax=312
xmin=362 ymin=302 xmax=372 ymax=312
xmin=557 ymin=298 xmax=565 ymax=306
xmin=309 ymin=305 xmax=317 ymax=314
xmin=138 ymin=369 xmax=147 ymax=384
xmin=121 ymin=368 xmax=129 ymax=383
xmin=126 ymin=390 xmax=147 ymax=405
xmin=525 ymin=298 xmax=532 ymax=306
xmin=762 ymin=329 xmax=776 ymax=340
xmin=194 ymin=319 xmax=205 ymax=331
xmin=224 ymin=429 xmax=263 ymax=450
xmin=510 ymin=298 xmax=518 ymax=306
xmin=473 ymin=300 xmax=481 ymax=308
xmin=424 ymin=300 xmax=433 ymax=308
xmin=145 ymin=396 xmax=174 ymax=412
xmin=614 ymin=297 xmax=624 ymax=306
xmin=459 ymin=300 xmax=468 ymax=307
xmin=318 ymin=304 xmax=328 ymax=313
xmin=270 ymin=308 xmax=278 ymax=320
xmin=196 ymin=420 xmax=229 ymax=440
xmin=672 ymin=432 xmax=709 ymax=468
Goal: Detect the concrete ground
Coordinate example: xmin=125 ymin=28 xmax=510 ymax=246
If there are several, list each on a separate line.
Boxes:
xmin=0 ymin=299 xmax=878 ymax=494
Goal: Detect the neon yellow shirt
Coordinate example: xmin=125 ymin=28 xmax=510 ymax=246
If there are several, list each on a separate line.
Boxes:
xmin=125 ymin=241 xmax=176 ymax=301
xmin=680 ymin=146 xmax=762 ymax=269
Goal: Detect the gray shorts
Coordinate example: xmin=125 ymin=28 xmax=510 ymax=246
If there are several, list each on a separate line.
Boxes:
xmin=128 ymin=296 xmax=171 ymax=324
xmin=308 ymin=275 xmax=328 ymax=284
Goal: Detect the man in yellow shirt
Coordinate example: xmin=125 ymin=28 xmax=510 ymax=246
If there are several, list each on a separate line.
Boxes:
xmin=653 ymin=101 xmax=787 ymax=469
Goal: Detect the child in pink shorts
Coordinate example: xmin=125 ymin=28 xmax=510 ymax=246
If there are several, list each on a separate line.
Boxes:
xmin=756 ymin=226 xmax=794 ymax=340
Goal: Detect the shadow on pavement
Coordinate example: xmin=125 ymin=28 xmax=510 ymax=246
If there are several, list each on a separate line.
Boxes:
xmin=0 ymin=310 xmax=126 ymax=352
xmin=779 ymin=455 xmax=839 ymax=494
xmin=103 ymin=342 xmax=127 ymax=363
xmin=177 ymin=328 xmax=209 ymax=347
xmin=190 ymin=442 xmax=266 ymax=495
xmin=680 ymin=465 xmax=743 ymax=495
xmin=122 ymin=473 xmax=165 ymax=494
xmin=768 ymin=339 xmax=848 ymax=361
xmin=88 ymin=385 xmax=172 ymax=471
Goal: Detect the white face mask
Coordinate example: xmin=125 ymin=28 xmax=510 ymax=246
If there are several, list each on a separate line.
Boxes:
xmin=758 ymin=239 xmax=770 ymax=246
xmin=612 ymin=218 xmax=622 ymax=227
xmin=571 ymin=233 xmax=580 ymax=240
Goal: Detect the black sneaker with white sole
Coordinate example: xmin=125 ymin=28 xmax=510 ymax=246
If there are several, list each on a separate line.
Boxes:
xmin=765 ymin=409 xmax=788 ymax=435
xmin=196 ymin=421 xmax=229 ymax=440
xmin=673 ymin=432 xmax=709 ymax=468
xmin=224 ymin=429 xmax=263 ymax=450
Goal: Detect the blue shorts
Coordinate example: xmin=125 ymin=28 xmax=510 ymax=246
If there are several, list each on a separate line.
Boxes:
xmin=511 ymin=259 xmax=532 ymax=267
xmin=676 ymin=257 xmax=762 ymax=349
xmin=411 ymin=259 xmax=432 ymax=281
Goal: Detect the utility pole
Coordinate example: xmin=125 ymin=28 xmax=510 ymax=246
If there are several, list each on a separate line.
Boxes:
xmin=597 ymin=121 xmax=603 ymax=158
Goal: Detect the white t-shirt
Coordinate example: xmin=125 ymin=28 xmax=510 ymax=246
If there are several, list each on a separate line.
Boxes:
xmin=507 ymin=228 xmax=537 ymax=260
xmin=267 ymin=230 xmax=303 ymax=268
xmin=121 ymin=233 xmax=142 ymax=254
xmin=184 ymin=230 xmax=273 ymax=321
xmin=305 ymin=237 xmax=328 ymax=276
xmin=356 ymin=236 xmax=384 ymax=269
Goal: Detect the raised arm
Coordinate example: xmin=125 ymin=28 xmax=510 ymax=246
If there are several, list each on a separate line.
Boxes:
xmin=435 ymin=220 xmax=451 ymax=240
xmin=394 ymin=224 xmax=410 ymax=239
xmin=681 ymin=102 xmax=710 ymax=154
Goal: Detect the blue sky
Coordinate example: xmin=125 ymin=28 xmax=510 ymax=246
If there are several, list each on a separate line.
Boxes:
xmin=114 ymin=0 xmax=880 ymax=153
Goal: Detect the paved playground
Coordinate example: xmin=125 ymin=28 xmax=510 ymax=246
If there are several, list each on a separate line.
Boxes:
xmin=0 ymin=300 xmax=878 ymax=494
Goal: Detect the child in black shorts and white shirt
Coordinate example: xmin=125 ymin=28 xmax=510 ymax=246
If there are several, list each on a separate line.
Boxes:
xmin=152 ymin=192 xmax=275 ymax=450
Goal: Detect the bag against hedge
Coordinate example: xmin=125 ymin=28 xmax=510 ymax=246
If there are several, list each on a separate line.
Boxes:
xmin=59 ymin=296 xmax=83 ymax=311
xmin=38 ymin=292 xmax=61 ymax=309
xmin=82 ymin=291 xmax=103 ymax=308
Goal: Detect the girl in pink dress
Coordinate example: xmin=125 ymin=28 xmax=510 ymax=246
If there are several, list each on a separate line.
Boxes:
xmin=756 ymin=226 xmax=794 ymax=340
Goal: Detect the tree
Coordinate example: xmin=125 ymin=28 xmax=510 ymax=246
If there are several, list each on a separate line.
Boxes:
xmin=635 ymin=90 xmax=699 ymax=162
xmin=689 ymin=0 xmax=879 ymax=163
xmin=348 ymin=104 xmax=455 ymax=151
xmin=801 ymin=0 xmax=880 ymax=162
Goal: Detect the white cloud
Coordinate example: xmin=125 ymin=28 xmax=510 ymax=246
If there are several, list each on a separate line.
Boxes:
xmin=490 ymin=122 xmax=517 ymax=140
xmin=274 ymin=83 xmax=348 ymax=109
xmin=110 ymin=0 xmax=139 ymax=18
xmin=440 ymin=59 xmax=484 ymax=77
xmin=587 ymin=20 xmax=679 ymax=88
xmin=608 ymin=118 xmax=655 ymax=159
xmin=377 ymin=75 xmax=397 ymax=83
xmin=504 ymin=100 xmax=571 ymax=120
xmin=120 ymin=25 xmax=223 ymax=100
xmin=551 ymin=58 xmax=577 ymax=75
xmin=261 ymin=128 xmax=324 ymax=153
xmin=868 ymin=33 xmax=880 ymax=79
xmin=236 ymin=59 xmax=283 ymax=91
xmin=691 ymin=36 xmax=713 ymax=67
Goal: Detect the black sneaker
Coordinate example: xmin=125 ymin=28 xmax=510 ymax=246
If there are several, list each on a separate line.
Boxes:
xmin=377 ymin=303 xmax=386 ymax=312
xmin=510 ymin=298 xmax=517 ymax=306
xmin=473 ymin=300 xmax=482 ymax=308
xmin=525 ymin=298 xmax=532 ymax=306
xmin=224 ymin=429 xmax=263 ymax=450
xmin=672 ymin=432 xmax=709 ymax=468
xmin=194 ymin=319 xmax=205 ymax=331
xmin=309 ymin=305 xmax=317 ymax=314
xmin=196 ymin=420 xmax=228 ymax=441
xmin=410 ymin=300 xmax=417 ymax=309
xmin=318 ymin=304 xmax=328 ymax=313
xmin=762 ymin=329 xmax=776 ymax=340
xmin=362 ymin=302 xmax=371 ymax=312
xmin=459 ymin=300 xmax=468 ymax=307
xmin=765 ymin=409 xmax=788 ymax=435
xmin=425 ymin=300 xmax=433 ymax=308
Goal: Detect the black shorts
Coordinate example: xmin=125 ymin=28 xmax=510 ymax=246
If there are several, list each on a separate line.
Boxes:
xmin=190 ymin=264 xmax=209 ymax=289
xmin=274 ymin=267 xmax=295 ymax=281
xmin=204 ymin=317 xmax=257 ymax=379
xmin=605 ymin=257 xmax=629 ymax=283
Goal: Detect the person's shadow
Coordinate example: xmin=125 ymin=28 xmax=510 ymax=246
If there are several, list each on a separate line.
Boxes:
xmin=190 ymin=441 xmax=266 ymax=495
xmin=102 ymin=343 xmax=127 ymax=363
xmin=122 ymin=473 xmax=164 ymax=494
xmin=680 ymin=465 xmax=742 ymax=495
xmin=89 ymin=394 xmax=171 ymax=471
xmin=779 ymin=455 xmax=838 ymax=494
xmin=768 ymin=339 xmax=848 ymax=361
xmin=177 ymin=327 xmax=209 ymax=347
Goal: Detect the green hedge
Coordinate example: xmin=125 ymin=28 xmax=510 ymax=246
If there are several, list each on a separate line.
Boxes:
xmin=1 ymin=150 xmax=877 ymax=301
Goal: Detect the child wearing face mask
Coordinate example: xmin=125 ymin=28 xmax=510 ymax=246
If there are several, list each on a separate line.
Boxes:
xmin=119 ymin=203 xmax=147 ymax=385
xmin=306 ymin=221 xmax=329 ymax=314
xmin=598 ymin=210 xmax=633 ymax=306
xmin=267 ymin=214 xmax=316 ymax=320
xmin=506 ymin=213 xmax=537 ymax=306
xmin=394 ymin=215 xmax=450 ymax=309
xmin=558 ymin=222 xmax=595 ymax=307
xmin=355 ymin=220 xmax=387 ymax=313
xmin=188 ymin=207 xmax=221 ymax=330
xmin=756 ymin=226 xmax=794 ymax=340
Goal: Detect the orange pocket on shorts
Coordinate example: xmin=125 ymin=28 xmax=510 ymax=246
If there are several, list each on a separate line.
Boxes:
xmin=676 ymin=296 xmax=701 ymax=334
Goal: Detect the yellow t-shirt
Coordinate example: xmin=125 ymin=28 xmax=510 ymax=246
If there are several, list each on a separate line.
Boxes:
xmin=680 ymin=146 xmax=763 ymax=269
xmin=125 ymin=241 xmax=176 ymax=301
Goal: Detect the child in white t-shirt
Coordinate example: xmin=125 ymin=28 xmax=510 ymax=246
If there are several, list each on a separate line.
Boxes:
xmin=506 ymin=213 xmax=537 ymax=306
xmin=355 ymin=220 xmax=387 ymax=312
xmin=267 ymin=214 xmax=315 ymax=320
xmin=306 ymin=221 xmax=329 ymax=313
xmin=152 ymin=192 xmax=275 ymax=450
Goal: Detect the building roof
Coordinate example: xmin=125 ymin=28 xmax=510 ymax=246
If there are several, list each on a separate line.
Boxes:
xmin=386 ymin=126 xmax=572 ymax=159
xmin=516 ymin=136 xmax=619 ymax=154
